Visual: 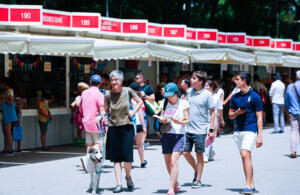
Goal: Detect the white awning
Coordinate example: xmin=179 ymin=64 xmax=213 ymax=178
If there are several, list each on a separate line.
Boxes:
xmin=282 ymin=55 xmax=300 ymax=67
xmin=93 ymin=41 xmax=190 ymax=63
xmin=0 ymin=34 xmax=27 ymax=54
xmin=28 ymin=35 xmax=95 ymax=56
xmin=190 ymin=48 xmax=255 ymax=65
xmin=255 ymin=52 xmax=282 ymax=65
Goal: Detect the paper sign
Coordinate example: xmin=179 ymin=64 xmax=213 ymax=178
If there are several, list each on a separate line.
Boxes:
xmin=44 ymin=62 xmax=51 ymax=72
xmin=72 ymin=13 xmax=99 ymax=29
xmin=163 ymin=25 xmax=185 ymax=38
xmin=276 ymin=40 xmax=292 ymax=49
xmin=84 ymin=65 xmax=90 ymax=74
xmin=42 ymin=10 xmax=71 ymax=28
xmin=10 ymin=6 xmax=42 ymax=23
xmin=253 ymin=37 xmax=270 ymax=47
xmin=0 ymin=7 xmax=9 ymax=22
xmin=186 ymin=29 xmax=196 ymax=40
xmin=9 ymin=60 xmax=13 ymax=70
xmin=148 ymin=24 xmax=163 ymax=37
xmin=101 ymin=17 xmax=122 ymax=33
xmin=227 ymin=34 xmax=245 ymax=44
xmin=218 ymin=33 xmax=226 ymax=44
xmin=123 ymin=20 xmax=147 ymax=34
xmin=197 ymin=30 xmax=218 ymax=42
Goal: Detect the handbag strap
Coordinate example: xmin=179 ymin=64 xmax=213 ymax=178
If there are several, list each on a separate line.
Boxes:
xmin=293 ymin=84 xmax=300 ymax=102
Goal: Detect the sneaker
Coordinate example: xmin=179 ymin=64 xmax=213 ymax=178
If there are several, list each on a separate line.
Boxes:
xmin=278 ymin=130 xmax=284 ymax=133
xmin=141 ymin=160 xmax=147 ymax=168
xmin=80 ymin=157 xmax=88 ymax=173
xmin=113 ymin=185 xmax=122 ymax=193
xmin=193 ymin=171 xmax=197 ymax=182
xmin=241 ymin=188 xmax=254 ymax=194
xmin=4 ymin=151 xmax=15 ymax=157
xmin=191 ymin=180 xmax=202 ymax=189
xmin=204 ymin=156 xmax=208 ymax=163
xmin=143 ymin=141 xmax=150 ymax=150
xmin=125 ymin=176 xmax=134 ymax=191
xmin=291 ymin=152 xmax=297 ymax=158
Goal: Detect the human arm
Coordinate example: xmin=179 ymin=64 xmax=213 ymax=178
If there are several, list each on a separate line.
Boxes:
xmin=129 ymin=94 xmax=143 ymax=118
xmin=138 ymin=109 xmax=147 ymax=132
xmin=269 ymin=84 xmax=274 ymax=101
xmin=223 ymin=91 xmax=233 ymax=106
xmin=256 ymin=111 xmax=263 ymax=148
xmin=171 ymin=108 xmax=190 ymax=125
xmin=229 ymin=108 xmax=246 ymax=120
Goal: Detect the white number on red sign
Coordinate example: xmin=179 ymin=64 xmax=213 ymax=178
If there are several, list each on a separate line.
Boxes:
xmin=21 ymin=12 xmax=31 ymax=20
xmin=170 ymin=30 xmax=178 ymax=35
xmin=233 ymin=37 xmax=239 ymax=42
xmin=204 ymin=34 xmax=211 ymax=38
xmin=81 ymin=20 xmax=90 ymax=26
xmin=259 ymin=40 xmax=265 ymax=44
xmin=130 ymin=25 xmax=138 ymax=31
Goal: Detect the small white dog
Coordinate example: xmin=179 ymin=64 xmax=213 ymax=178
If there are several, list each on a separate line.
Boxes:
xmin=86 ymin=145 xmax=103 ymax=194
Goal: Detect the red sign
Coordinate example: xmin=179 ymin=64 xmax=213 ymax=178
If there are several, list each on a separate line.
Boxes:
xmin=163 ymin=25 xmax=185 ymax=38
xmin=246 ymin=37 xmax=253 ymax=46
xmin=123 ymin=20 xmax=147 ymax=34
xmin=227 ymin=33 xmax=245 ymax=44
xmin=148 ymin=24 xmax=163 ymax=37
xmin=0 ymin=7 xmax=9 ymax=22
xmin=10 ymin=7 xmax=41 ymax=23
xmin=253 ymin=37 xmax=270 ymax=47
xmin=218 ymin=33 xmax=226 ymax=44
xmin=293 ymin=43 xmax=300 ymax=51
xmin=276 ymin=40 xmax=292 ymax=49
xmin=72 ymin=13 xmax=99 ymax=29
xmin=42 ymin=10 xmax=71 ymax=28
xmin=197 ymin=29 xmax=217 ymax=42
xmin=271 ymin=40 xmax=275 ymax=48
xmin=186 ymin=29 xmax=196 ymax=40
xmin=101 ymin=18 xmax=122 ymax=33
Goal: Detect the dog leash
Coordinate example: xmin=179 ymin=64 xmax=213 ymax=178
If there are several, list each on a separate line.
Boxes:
xmin=96 ymin=113 xmax=106 ymax=172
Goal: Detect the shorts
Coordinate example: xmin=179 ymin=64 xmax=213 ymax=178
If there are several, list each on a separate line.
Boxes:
xmin=38 ymin=121 xmax=48 ymax=133
xmin=160 ymin=133 xmax=185 ymax=154
xmin=136 ymin=125 xmax=143 ymax=133
xmin=233 ymin=131 xmax=257 ymax=152
xmin=105 ymin=125 xmax=134 ymax=162
xmin=85 ymin=132 xmax=101 ymax=145
xmin=184 ymin=132 xmax=206 ymax=153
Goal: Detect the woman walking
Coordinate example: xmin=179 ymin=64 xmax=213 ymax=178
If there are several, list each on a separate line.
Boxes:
xmin=104 ymin=70 xmax=143 ymax=193
xmin=155 ymin=82 xmax=190 ymax=195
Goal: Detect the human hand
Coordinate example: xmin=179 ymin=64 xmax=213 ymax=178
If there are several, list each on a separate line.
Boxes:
xmin=256 ymin=136 xmax=263 ymax=148
xmin=208 ymin=131 xmax=215 ymax=138
xmin=171 ymin=117 xmax=180 ymax=124
xmin=143 ymin=126 xmax=147 ymax=133
xmin=236 ymin=108 xmax=246 ymax=116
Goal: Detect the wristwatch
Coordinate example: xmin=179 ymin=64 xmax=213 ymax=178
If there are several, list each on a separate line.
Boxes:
xmin=209 ymin=129 xmax=214 ymax=133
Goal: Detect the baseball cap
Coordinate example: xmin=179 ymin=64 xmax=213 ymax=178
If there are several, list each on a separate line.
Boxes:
xmin=164 ymin=82 xmax=178 ymax=98
xmin=91 ymin=74 xmax=102 ymax=83
xmin=297 ymin=70 xmax=300 ymax=79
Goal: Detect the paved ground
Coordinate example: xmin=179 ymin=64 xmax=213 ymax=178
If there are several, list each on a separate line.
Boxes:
xmin=1 ymin=126 xmax=300 ymax=195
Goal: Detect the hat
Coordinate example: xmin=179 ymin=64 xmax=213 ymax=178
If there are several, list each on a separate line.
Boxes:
xmin=129 ymin=82 xmax=141 ymax=91
xmin=164 ymin=82 xmax=178 ymax=98
xmin=77 ymin=82 xmax=89 ymax=92
xmin=297 ymin=70 xmax=300 ymax=79
xmin=91 ymin=74 xmax=101 ymax=83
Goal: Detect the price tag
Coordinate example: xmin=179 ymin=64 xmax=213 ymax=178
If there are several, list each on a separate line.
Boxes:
xmin=84 ymin=65 xmax=90 ymax=74
xmin=9 ymin=60 xmax=13 ymax=70
xmin=44 ymin=62 xmax=51 ymax=72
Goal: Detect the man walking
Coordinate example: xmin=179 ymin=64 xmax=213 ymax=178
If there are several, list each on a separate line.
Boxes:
xmin=229 ymin=72 xmax=263 ymax=194
xmin=80 ymin=75 xmax=105 ymax=172
xmin=135 ymin=72 xmax=155 ymax=152
xmin=269 ymin=73 xmax=285 ymax=133
xmin=183 ymin=71 xmax=215 ymax=188
xmin=285 ymin=70 xmax=300 ymax=158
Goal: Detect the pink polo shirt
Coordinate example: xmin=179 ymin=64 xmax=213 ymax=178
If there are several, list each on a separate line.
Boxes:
xmin=80 ymin=86 xmax=104 ymax=133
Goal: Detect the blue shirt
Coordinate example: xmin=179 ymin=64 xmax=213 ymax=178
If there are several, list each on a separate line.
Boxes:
xmin=230 ymin=89 xmax=263 ymax=132
xmin=285 ymin=80 xmax=300 ymax=116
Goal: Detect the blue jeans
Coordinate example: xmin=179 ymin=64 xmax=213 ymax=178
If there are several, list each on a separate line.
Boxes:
xmin=272 ymin=104 xmax=284 ymax=132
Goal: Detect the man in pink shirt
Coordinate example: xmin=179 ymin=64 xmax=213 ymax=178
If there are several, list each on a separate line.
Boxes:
xmin=80 ymin=74 xmax=105 ymax=172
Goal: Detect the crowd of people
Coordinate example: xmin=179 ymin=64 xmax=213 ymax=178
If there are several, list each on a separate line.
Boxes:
xmin=1 ymin=68 xmax=300 ymax=195
xmin=71 ymin=69 xmax=300 ymax=195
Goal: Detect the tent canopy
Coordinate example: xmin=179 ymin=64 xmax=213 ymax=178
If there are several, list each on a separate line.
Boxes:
xmin=0 ymin=33 xmax=27 ymax=54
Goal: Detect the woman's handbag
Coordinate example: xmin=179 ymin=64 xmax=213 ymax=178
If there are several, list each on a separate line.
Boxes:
xmin=160 ymin=122 xmax=172 ymax=134
xmin=13 ymin=125 xmax=23 ymax=141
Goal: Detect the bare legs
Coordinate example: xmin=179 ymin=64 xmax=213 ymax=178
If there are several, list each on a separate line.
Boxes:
xmin=114 ymin=162 xmax=132 ymax=185
xmin=164 ymin=152 xmax=181 ymax=194
xmin=135 ymin=131 xmax=146 ymax=164
xmin=183 ymin=152 xmax=204 ymax=182
xmin=241 ymin=149 xmax=254 ymax=189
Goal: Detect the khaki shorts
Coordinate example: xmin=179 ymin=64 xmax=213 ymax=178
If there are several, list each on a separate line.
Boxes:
xmin=233 ymin=131 xmax=257 ymax=152
xmin=86 ymin=132 xmax=106 ymax=155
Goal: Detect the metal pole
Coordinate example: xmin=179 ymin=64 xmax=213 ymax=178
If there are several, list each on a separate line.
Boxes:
xmin=66 ymin=55 xmax=70 ymax=108
xmin=116 ymin=60 xmax=119 ymax=70
xmin=156 ymin=60 xmax=160 ymax=85
xmin=106 ymin=0 xmax=109 ymax=17
xmin=4 ymin=54 xmax=9 ymax=77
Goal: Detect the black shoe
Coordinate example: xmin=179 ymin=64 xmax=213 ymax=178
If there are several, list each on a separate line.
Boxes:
xmin=113 ymin=185 xmax=122 ymax=193
xmin=193 ymin=171 xmax=197 ymax=182
xmin=126 ymin=176 xmax=134 ymax=191
xmin=141 ymin=160 xmax=147 ymax=168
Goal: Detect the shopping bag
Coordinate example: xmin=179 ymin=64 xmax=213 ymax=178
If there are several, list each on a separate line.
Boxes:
xmin=13 ymin=126 xmax=23 ymax=141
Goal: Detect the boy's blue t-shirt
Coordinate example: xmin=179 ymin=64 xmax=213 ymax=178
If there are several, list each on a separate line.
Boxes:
xmin=230 ymin=89 xmax=263 ymax=132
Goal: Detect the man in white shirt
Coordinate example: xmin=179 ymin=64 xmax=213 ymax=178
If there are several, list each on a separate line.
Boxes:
xmin=269 ymin=73 xmax=285 ymax=133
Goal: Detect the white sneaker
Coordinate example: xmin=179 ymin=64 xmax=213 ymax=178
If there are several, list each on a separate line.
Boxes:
xmin=204 ymin=156 xmax=208 ymax=163
xmin=80 ymin=157 xmax=88 ymax=173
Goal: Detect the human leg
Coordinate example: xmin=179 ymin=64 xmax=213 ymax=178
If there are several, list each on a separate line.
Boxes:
xmin=289 ymin=114 xmax=299 ymax=156
xmin=2 ymin=123 xmax=8 ymax=153
xmin=279 ymin=104 xmax=285 ymax=132
xmin=272 ymin=104 xmax=279 ymax=133
xmin=136 ymin=132 xmax=145 ymax=165
xmin=240 ymin=150 xmax=254 ymax=189
xmin=4 ymin=123 xmax=13 ymax=153
xmin=168 ymin=152 xmax=181 ymax=194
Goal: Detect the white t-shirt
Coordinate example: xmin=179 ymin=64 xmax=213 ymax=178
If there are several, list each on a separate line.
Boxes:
xmin=164 ymin=99 xmax=190 ymax=134
xmin=75 ymin=96 xmax=81 ymax=107
xmin=269 ymin=80 xmax=285 ymax=105
xmin=131 ymin=99 xmax=142 ymax=125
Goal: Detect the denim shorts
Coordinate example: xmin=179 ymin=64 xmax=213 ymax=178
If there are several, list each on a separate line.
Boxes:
xmin=160 ymin=133 xmax=185 ymax=154
xmin=184 ymin=132 xmax=206 ymax=153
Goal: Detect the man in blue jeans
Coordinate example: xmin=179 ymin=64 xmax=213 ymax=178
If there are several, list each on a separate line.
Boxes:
xmin=229 ymin=72 xmax=263 ymax=195
xmin=183 ymin=71 xmax=215 ymax=189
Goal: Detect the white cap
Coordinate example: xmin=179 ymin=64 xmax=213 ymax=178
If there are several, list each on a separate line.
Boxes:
xmin=297 ymin=70 xmax=300 ymax=79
